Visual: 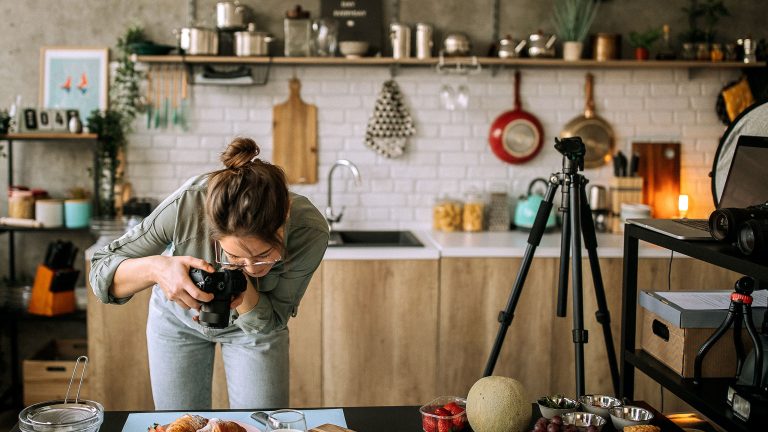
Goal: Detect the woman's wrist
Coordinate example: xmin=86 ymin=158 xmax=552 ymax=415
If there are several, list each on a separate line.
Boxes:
xmin=236 ymin=278 xmax=260 ymax=315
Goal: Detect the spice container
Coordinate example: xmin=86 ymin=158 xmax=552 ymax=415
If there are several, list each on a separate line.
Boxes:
xmin=284 ymin=5 xmax=311 ymax=57
xmin=433 ymin=196 xmax=463 ymax=232
xmin=462 ymin=192 xmax=485 ymax=232
xmin=9 ymin=188 xmax=35 ymax=219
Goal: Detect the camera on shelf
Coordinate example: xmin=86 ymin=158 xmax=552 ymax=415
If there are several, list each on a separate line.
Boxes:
xmin=708 ymin=202 xmax=768 ymax=256
xmin=188 ymin=268 xmax=247 ymax=328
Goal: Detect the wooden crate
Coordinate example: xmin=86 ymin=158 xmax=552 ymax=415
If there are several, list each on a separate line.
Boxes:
xmin=23 ymin=339 xmax=90 ymax=405
xmin=640 ymin=312 xmax=750 ymax=378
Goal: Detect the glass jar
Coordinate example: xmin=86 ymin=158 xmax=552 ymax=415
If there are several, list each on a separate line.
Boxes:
xmin=710 ymin=43 xmax=724 ymax=62
xmin=8 ymin=188 xmax=34 ymax=219
xmin=284 ymin=5 xmax=311 ymax=57
xmin=681 ymin=42 xmax=695 ymax=60
xmin=462 ymin=192 xmax=485 ymax=232
xmin=432 ymin=196 xmax=463 ymax=232
xmin=696 ymin=42 xmax=710 ymax=61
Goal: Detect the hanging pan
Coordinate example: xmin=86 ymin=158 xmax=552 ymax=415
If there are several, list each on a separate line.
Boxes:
xmin=488 ymin=71 xmax=544 ymax=164
xmin=561 ymin=72 xmax=615 ymax=169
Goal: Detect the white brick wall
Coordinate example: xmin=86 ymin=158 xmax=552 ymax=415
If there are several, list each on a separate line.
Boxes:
xmin=126 ymin=66 xmax=738 ymax=229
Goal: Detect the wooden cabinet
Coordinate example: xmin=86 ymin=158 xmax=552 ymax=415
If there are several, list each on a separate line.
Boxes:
xmin=438 ymin=256 xmax=738 ymax=409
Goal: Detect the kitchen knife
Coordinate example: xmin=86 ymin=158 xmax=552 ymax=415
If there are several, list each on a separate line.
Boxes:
xmin=629 ymin=153 xmax=639 ymax=177
xmin=616 ymin=151 xmax=628 ymax=177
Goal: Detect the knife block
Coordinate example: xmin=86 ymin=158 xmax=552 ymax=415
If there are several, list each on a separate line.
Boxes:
xmin=609 ymin=177 xmax=644 ymax=233
xmin=28 ymin=264 xmax=79 ymax=316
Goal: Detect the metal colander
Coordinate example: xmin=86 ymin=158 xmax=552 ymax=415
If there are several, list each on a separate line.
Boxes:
xmin=18 ymin=356 xmax=104 ymax=432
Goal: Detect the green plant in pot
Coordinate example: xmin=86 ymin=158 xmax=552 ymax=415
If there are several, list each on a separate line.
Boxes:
xmin=629 ymin=27 xmax=662 ymax=60
xmin=552 ymin=0 xmax=600 ymax=61
xmin=88 ymin=25 xmax=146 ymax=218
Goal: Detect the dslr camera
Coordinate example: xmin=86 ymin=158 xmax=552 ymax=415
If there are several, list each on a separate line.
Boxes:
xmin=708 ymin=202 xmax=768 ymax=256
xmin=189 ymin=268 xmax=247 ymax=328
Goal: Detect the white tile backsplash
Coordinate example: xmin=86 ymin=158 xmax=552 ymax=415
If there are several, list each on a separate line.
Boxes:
xmin=126 ymin=66 xmax=737 ymax=228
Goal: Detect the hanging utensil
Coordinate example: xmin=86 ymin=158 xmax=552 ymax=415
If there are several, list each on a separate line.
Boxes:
xmin=560 ymin=73 xmax=615 ymax=169
xmin=180 ymin=67 xmax=189 ymax=131
xmin=153 ymin=66 xmax=162 ymax=129
xmin=162 ymin=66 xmax=171 ymax=128
xmin=145 ymin=66 xmax=153 ymax=129
xmin=171 ymin=66 xmax=180 ymax=127
xmin=488 ymin=71 xmax=544 ymax=164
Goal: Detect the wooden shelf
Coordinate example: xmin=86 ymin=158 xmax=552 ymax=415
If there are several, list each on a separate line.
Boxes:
xmin=133 ymin=54 xmax=766 ymax=69
xmin=0 ymin=133 xmax=98 ymax=140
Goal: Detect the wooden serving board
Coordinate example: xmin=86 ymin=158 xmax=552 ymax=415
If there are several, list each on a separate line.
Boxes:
xmin=310 ymin=424 xmax=355 ymax=432
xmin=631 ymin=141 xmax=681 ymax=219
xmin=273 ymin=78 xmax=318 ymax=184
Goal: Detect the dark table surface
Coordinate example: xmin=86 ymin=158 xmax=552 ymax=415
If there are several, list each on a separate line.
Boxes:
xmin=9 ymin=401 xmax=683 ymax=432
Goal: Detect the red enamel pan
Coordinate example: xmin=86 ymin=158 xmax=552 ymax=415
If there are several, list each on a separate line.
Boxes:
xmin=488 ymin=71 xmax=544 ymax=164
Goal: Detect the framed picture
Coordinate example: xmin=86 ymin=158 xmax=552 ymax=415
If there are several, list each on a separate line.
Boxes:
xmin=40 ymin=47 xmax=109 ymax=123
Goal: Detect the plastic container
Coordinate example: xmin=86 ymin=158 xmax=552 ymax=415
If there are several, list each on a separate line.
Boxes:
xmin=419 ymin=396 xmax=468 ymax=432
xmin=432 ymin=196 xmax=463 ymax=232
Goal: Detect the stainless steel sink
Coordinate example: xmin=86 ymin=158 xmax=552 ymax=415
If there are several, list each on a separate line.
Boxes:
xmin=328 ymin=230 xmax=424 ymax=247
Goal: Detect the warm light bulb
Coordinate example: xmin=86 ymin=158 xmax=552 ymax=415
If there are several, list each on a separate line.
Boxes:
xmin=678 ymin=194 xmax=689 ymax=218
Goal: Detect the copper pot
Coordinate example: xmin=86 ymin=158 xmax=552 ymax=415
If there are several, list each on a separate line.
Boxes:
xmin=593 ymin=33 xmax=620 ymax=61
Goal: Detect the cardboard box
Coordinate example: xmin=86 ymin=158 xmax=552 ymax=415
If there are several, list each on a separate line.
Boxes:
xmin=23 ymin=339 xmax=90 ymax=405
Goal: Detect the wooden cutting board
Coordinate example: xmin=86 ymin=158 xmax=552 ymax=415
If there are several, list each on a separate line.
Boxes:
xmin=273 ymin=78 xmax=318 ymax=184
xmin=310 ymin=424 xmax=355 ymax=432
xmin=631 ymin=141 xmax=681 ymax=218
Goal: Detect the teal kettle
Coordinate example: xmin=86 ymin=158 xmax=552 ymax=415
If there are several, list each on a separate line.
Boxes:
xmin=514 ymin=178 xmax=556 ymax=230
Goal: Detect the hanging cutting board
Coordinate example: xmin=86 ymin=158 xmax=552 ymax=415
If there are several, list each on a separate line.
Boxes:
xmin=273 ymin=78 xmax=318 ymax=184
xmin=631 ymin=141 xmax=681 ymax=218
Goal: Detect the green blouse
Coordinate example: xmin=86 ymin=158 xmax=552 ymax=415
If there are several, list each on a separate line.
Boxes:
xmin=89 ymin=174 xmax=329 ymax=335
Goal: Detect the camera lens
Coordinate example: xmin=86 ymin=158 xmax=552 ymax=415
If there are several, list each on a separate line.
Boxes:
xmin=709 ymin=209 xmax=738 ymax=241
xmin=737 ymin=219 xmax=768 ymax=256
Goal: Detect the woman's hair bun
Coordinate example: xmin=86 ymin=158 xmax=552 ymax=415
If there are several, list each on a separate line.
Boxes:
xmin=221 ymin=137 xmax=261 ymax=169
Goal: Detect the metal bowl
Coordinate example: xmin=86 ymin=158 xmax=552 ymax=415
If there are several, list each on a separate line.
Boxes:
xmin=578 ymin=394 xmax=622 ymax=418
xmin=536 ymin=395 xmax=580 ymax=419
xmin=609 ymin=405 xmax=654 ymax=430
xmin=562 ymin=411 xmax=607 ymax=431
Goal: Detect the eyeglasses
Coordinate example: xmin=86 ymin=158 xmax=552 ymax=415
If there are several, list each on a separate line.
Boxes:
xmin=215 ymin=242 xmax=282 ymax=269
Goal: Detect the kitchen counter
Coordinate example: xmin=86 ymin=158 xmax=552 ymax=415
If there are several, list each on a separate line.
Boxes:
xmin=323 ymin=229 xmax=674 ymax=260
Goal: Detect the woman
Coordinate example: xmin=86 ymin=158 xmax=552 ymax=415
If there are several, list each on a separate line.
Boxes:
xmin=89 ymin=137 xmax=329 ymax=409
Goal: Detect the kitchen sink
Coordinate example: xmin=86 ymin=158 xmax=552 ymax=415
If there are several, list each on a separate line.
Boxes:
xmin=327 ymin=230 xmax=424 ymax=247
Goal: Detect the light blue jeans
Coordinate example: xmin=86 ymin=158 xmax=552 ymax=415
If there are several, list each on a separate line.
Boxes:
xmin=146 ymin=287 xmax=289 ymax=410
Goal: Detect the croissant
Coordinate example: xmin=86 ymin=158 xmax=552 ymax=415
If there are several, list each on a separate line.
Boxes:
xmin=164 ymin=414 xmax=209 ymax=432
xmin=197 ymin=418 xmax=246 ymax=432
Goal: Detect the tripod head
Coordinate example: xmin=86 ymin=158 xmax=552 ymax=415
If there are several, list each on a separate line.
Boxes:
xmin=735 ymin=276 xmax=756 ymax=296
xmin=555 ymin=137 xmax=586 ymax=173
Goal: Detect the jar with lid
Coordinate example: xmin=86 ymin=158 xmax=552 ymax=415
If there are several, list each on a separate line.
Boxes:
xmin=696 ymin=42 xmax=710 ymax=61
xmin=462 ymin=191 xmax=485 ymax=232
xmin=710 ymin=43 xmax=724 ymax=62
xmin=8 ymin=188 xmax=34 ymax=219
xmin=284 ymin=5 xmax=311 ymax=57
xmin=432 ymin=196 xmax=463 ymax=232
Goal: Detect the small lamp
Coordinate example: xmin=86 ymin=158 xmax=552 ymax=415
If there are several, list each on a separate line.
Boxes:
xmin=678 ymin=194 xmax=689 ymax=219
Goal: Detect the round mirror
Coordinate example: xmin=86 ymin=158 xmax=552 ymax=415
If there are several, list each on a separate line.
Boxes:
xmin=711 ymin=101 xmax=768 ymax=207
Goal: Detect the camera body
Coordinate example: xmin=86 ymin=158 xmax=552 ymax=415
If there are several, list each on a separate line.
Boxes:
xmin=709 ymin=202 xmax=768 ymax=256
xmin=189 ymin=268 xmax=247 ymax=328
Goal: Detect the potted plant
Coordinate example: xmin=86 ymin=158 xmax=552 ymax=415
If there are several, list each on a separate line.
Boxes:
xmin=629 ymin=28 xmax=662 ymax=60
xmin=87 ymin=25 xmax=146 ymax=218
xmin=552 ymin=0 xmax=600 ymax=61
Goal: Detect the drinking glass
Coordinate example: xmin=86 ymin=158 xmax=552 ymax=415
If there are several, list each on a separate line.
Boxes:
xmin=311 ymin=19 xmax=338 ymax=57
xmin=455 ymin=83 xmax=469 ymax=110
xmin=439 ymin=84 xmax=456 ymax=111
xmin=259 ymin=409 xmax=307 ymax=432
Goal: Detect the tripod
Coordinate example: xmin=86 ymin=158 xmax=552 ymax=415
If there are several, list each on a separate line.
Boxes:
xmin=483 ymin=137 xmax=620 ymax=397
xmin=694 ymin=276 xmax=763 ymax=388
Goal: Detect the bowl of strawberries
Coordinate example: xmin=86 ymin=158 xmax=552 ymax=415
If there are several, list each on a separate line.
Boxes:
xmin=419 ymin=396 xmax=468 ymax=432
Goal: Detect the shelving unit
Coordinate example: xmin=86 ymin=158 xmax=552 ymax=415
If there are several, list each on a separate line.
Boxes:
xmin=0 ymin=133 xmax=97 ymax=410
xmin=620 ymin=223 xmax=768 ymax=431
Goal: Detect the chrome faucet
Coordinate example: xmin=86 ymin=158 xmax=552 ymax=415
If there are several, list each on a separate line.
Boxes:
xmin=325 ymin=159 xmax=362 ymax=230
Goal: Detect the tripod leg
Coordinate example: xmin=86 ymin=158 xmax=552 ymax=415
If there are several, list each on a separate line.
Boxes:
xmin=733 ymin=309 xmax=745 ymax=377
xmin=483 ymin=179 xmax=560 ymax=377
xmin=579 ymin=185 xmax=621 ymax=396
xmin=694 ymin=311 xmax=736 ymax=384
xmin=569 ymin=174 xmax=587 ymax=396
xmin=557 ymin=182 xmax=571 ymax=318
xmin=743 ymin=306 xmax=763 ymax=388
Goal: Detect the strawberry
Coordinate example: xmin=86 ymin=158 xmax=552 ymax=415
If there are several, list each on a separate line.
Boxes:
xmin=422 ymin=414 xmax=437 ymax=432
xmin=443 ymin=402 xmax=466 ymax=430
xmin=434 ymin=407 xmax=451 ymax=417
xmin=437 ymin=418 xmax=453 ymax=432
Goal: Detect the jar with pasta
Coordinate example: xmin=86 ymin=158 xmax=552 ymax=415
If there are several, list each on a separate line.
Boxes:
xmin=433 ymin=196 xmax=463 ymax=232
xmin=462 ymin=191 xmax=485 ymax=232
xmin=8 ymin=188 xmax=34 ymax=219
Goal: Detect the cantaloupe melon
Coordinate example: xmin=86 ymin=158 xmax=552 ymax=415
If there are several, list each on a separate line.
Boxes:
xmin=466 ymin=376 xmax=530 ymax=432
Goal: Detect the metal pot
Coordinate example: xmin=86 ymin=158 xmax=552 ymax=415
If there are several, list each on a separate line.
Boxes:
xmin=443 ymin=32 xmax=471 ymax=56
xmin=497 ymin=36 xmax=527 ymax=58
xmin=176 ymin=27 xmax=218 ymax=55
xmin=527 ymin=31 xmax=557 ymax=58
xmin=216 ymin=1 xmax=250 ymax=30
xmin=235 ymin=24 xmax=273 ymax=56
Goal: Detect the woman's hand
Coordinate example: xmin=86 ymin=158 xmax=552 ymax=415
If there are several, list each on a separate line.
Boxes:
xmin=153 ymin=256 xmax=215 ymax=310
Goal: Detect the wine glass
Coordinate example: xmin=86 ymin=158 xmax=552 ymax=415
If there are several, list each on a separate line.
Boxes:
xmin=455 ymin=83 xmax=469 ymax=110
xmin=439 ymin=84 xmax=456 ymax=111
xmin=264 ymin=409 xmax=307 ymax=432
